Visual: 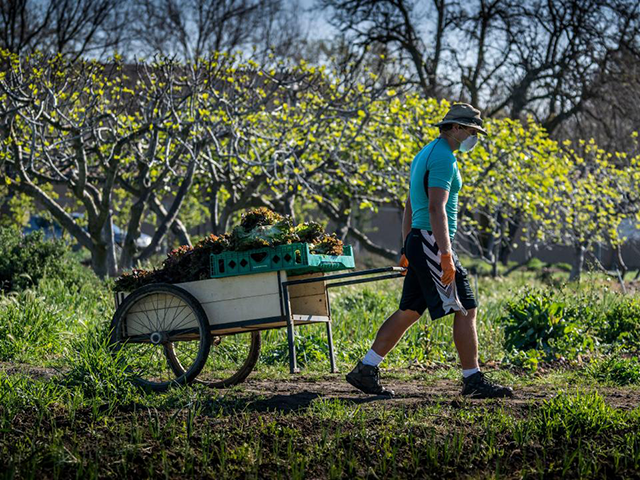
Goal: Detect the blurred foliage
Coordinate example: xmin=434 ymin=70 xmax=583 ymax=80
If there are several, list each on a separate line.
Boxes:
xmin=0 ymin=226 xmax=94 ymax=293
xmin=2 ymin=48 xmax=639 ymax=279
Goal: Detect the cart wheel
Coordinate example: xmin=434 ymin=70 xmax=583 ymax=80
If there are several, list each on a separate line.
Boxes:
xmin=167 ymin=331 xmax=261 ymax=388
xmin=109 ymin=283 xmax=211 ymax=391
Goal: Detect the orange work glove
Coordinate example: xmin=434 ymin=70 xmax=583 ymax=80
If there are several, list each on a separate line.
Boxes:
xmin=399 ymin=254 xmax=409 ymax=275
xmin=440 ymin=252 xmax=456 ymax=285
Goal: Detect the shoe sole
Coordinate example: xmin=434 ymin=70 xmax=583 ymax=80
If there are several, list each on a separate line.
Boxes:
xmin=346 ymin=374 xmax=394 ymax=397
xmin=463 ymin=390 xmax=514 ymax=399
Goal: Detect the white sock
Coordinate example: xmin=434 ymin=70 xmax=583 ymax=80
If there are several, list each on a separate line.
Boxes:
xmin=362 ymin=348 xmax=384 ymax=367
xmin=462 ymin=367 xmax=480 ymax=378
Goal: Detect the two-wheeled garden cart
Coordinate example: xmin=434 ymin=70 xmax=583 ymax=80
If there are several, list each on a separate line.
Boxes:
xmin=110 ymin=242 xmax=404 ymax=391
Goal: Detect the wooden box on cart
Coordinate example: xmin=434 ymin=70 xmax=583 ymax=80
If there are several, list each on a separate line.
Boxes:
xmin=114 ymin=271 xmax=330 ymax=337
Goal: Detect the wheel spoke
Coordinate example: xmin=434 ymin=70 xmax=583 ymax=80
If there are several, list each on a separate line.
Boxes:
xmin=183 ymin=331 xmax=260 ymax=387
xmin=110 ymin=285 xmax=210 ymax=391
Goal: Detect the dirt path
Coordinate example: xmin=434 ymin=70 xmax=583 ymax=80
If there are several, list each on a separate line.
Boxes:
xmin=0 ymin=361 xmax=63 ymax=380
xmin=3 ymin=361 xmax=639 ymax=412
xmin=223 ymin=373 xmax=640 ymax=413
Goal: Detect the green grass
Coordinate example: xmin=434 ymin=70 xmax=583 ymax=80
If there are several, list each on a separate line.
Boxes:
xmin=2 ymin=260 xmax=640 ymax=478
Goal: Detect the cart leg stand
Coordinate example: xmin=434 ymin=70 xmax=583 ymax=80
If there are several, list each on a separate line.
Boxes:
xmin=326 ymin=295 xmax=337 ymax=373
xmin=326 ymin=322 xmax=337 ymax=373
xmin=279 ymin=267 xmax=405 ymax=376
xmin=281 ymin=281 xmax=300 ymax=374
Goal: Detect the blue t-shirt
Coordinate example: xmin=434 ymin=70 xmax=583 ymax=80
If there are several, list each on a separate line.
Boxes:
xmin=409 ymin=137 xmax=462 ymax=239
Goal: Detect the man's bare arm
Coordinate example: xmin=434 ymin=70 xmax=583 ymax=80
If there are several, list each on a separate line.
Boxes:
xmin=428 ymin=187 xmax=451 ymax=253
xmin=428 ymin=187 xmax=456 ymax=284
xmin=402 ymin=194 xmax=412 ymax=244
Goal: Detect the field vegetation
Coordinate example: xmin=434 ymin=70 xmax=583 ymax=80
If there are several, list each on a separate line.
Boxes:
xmin=2 ymin=2 xmax=640 ymax=477
xmin=2 ymin=232 xmax=640 ymax=478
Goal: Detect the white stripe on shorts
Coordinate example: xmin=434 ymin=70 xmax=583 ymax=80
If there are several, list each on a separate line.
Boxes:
xmin=420 ymin=230 xmax=468 ymax=316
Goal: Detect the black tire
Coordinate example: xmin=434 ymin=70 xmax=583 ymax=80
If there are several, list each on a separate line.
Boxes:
xmin=167 ymin=330 xmax=261 ymax=388
xmin=109 ymin=283 xmax=211 ymax=391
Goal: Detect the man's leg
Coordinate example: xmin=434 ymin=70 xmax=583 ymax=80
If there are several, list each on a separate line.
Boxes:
xmin=454 ymin=308 xmax=513 ymax=398
xmin=346 ymin=230 xmax=425 ymax=396
xmin=370 ymin=308 xmax=422 ymax=357
xmin=453 ymin=308 xmax=479 ymax=371
xmin=346 ymin=308 xmax=421 ymax=396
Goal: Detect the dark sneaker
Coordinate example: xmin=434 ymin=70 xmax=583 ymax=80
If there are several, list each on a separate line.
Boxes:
xmin=462 ymin=371 xmax=513 ymax=399
xmin=346 ymin=361 xmax=394 ymax=396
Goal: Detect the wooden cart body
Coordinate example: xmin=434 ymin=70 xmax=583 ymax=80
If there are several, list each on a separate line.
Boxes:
xmin=114 ymin=267 xmax=403 ymax=377
xmin=116 ymin=271 xmax=326 ymax=334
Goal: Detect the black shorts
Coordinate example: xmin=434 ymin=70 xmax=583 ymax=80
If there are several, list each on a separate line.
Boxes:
xmin=399 ymin=229 xmax=478 ymax=320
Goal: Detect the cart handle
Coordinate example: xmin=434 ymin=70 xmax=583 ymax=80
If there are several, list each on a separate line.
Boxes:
xmin=282 ymin=266 xmax=406 ymax=289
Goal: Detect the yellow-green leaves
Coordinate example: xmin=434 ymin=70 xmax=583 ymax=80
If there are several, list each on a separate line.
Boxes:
xmin=2 ymin=47 xmax=636 ymax=267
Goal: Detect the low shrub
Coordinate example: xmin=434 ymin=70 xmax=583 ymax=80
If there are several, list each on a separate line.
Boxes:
xmin=457 ymin=255 xmax=493 ymax=276
xmin=556 ymin=262 xmax=573 ymax=272
xmin=501 ymin=289 xmax=597 ymax=362
xmin=0 ymin=226 xmax=92 ymax=292
xmin=586 ymin=355 xmax=640 ymax=385
xmin=599 ymin=297 xmax=640 ymax=350
xmin=506 ymin=348 xmax=545 ymax=372
xmin=525 ymin=258 xmax=545 ymax=272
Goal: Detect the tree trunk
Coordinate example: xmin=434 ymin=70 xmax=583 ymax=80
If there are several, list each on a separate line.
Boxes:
xmin=614 ymin=244 xmax=627 ymax=279
xmin=283 ymin=194 xmax=296 ymax=223
xmin=104 ymin=210 xmax=118 ymax=277
xmin=120 ymin=234 xmax=138 ymax=271
xmin=217 ymin=207 xmax=232 ymax=236
xmin=121 ymin=188 xmax=151 ymax=271
xmin=149 ymin=195 xmax=191 ymax=246
xmin=208 ymin=184 xmax=222 ymax=234
xmin=486 ymin=231 xmax=496 ymax=271
xmin=137 ymin=159 xmax=197 ymax=263
xmin=478 ymin=212 xmax=493 ymax=259
xmin=397 ymin=208 xmax=404 ymax=247
xmin=337 ymin=213 xmax=350 ymax=243
xmin=499 ymin=213 xmax=521 ymax=266
xmin=570 ymin=244 xmax=586 ymax=281
xmin=491 ymin=240 xmax=499 ymax=278
xmin=91 ymin=244 xmax=109 ymax=279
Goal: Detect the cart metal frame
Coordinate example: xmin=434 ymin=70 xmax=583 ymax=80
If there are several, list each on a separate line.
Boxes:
xmin=112 ymin=266 xmax=405 ymax=389
xmin=279 ymin=266 xmax=405 ymax=374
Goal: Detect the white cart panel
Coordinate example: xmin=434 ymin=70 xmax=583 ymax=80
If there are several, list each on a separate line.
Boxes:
xmin=177 ymin=271 xmax=284 ymax=326
xmin=118 ymin=270 xmax=330 ymax=336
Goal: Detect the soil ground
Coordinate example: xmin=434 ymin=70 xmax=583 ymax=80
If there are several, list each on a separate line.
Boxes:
xmin=5 ymin=361 xmax=640 ymax=478
xmin=233 ymin=374 xmax=640 ymax=412
xmin=3 ymin=361 xmax=638 ymax=412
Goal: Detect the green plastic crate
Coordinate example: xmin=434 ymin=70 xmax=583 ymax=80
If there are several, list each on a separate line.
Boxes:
xmin=210 ymin=243 xmax=355 ymax=278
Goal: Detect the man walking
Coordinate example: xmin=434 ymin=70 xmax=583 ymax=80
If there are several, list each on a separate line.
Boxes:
xmin=346 ymin=103 xmax=513 ymax=399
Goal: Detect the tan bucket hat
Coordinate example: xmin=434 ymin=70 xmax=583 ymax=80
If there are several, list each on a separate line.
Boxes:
xmin=434 ymin=103 xmax=487 ymax=134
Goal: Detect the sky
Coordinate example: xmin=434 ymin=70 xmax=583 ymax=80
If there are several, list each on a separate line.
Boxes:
xmin=297 ymin=0 xmax=338 ymax=40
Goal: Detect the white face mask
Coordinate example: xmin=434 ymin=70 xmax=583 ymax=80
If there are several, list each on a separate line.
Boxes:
xmin=459 ymin=134 xmax=478 ymax=153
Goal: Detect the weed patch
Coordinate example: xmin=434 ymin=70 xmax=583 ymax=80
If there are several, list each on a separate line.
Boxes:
xmin=2 ymin=253 xmax=640 ymax=478
xmin=501 ymin=289 xmax=597 ymax=363
xmin=599 ymin=297 xmax=640 ymax=350
xmin=586 ymin=355 xmax=640 ymax=385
